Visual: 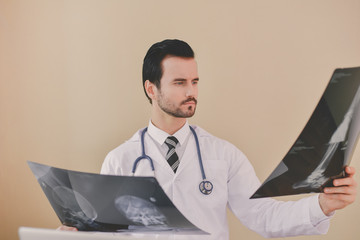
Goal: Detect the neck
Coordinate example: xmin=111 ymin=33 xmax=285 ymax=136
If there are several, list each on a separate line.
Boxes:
xmin=151 ymin=111 xmax=187 ymax=135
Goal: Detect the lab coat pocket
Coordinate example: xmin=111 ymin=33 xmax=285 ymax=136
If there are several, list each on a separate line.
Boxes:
xmin=200 ymin=160 xmax=228 ymax=204
xmin=173 ymin=159 xmax=229 ymax=231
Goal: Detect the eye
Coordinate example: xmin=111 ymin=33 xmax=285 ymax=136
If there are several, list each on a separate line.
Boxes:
xmin=174 ymin=80 xmax=186 ymax=85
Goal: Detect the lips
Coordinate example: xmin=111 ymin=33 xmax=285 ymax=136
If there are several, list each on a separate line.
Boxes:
xmin=183 ymin=101 xmax=196 ymax=105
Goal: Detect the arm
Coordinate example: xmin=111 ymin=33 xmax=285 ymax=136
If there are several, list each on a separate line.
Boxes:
xmin=319 ymin=166 xmax=357 ymax=216
xmin=227 ymin=145 xmax=338 ymax=238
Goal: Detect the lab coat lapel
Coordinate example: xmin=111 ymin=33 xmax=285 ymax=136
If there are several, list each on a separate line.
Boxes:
xmin=142 ymin=134 xmax=177 ymax=197
xmin=144 ymin=134 xmax=175 ymax=177
xmin=175 ymin=134 xmax=198 ymax=176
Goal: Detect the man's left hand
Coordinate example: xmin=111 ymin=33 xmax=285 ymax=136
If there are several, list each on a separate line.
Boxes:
xmin=319 ymin=166 xmax=357 ymax=216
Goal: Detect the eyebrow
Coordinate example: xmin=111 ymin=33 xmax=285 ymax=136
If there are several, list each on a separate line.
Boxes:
xmin=173 ymin=78 xmax=199 ymax=81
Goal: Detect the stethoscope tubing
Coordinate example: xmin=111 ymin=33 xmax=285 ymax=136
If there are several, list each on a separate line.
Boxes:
xmin=131 ymin=127 xmax=155 ymax=173
xmin=189 ymin=126 xmax=206 ymax=180
xmin=132 ymin=126 xmax=213 ymax=195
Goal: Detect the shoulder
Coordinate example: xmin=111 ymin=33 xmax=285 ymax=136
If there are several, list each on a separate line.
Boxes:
xmin=190 ymin=125 xmax=219 ymax=140
xmin=109 ymin=128 xmax=144 ymax=155
xmin=101 ymin=128 xmax=145 ymax=175
xmin=190 ymin=125 xmax=247 ymax=158
xmin=191 ymin=125 xmax=238 ymax=148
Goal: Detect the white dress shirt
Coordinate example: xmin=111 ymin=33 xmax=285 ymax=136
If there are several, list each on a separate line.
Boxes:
xmin=147 ymin=120 xmax=192 ymax=162
xmin=101 ymin=122 xmax=331 ymax=240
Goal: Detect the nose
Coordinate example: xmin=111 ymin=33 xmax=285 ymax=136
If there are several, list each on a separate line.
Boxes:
xmin=185 ymin=84 xmax=197 ymax=98
xmin=185 ymin=89 xmax=192 ymax=97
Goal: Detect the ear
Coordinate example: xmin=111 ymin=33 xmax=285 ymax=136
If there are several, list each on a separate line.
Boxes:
xmin=144 ymin=80 xmax=157 ymax=101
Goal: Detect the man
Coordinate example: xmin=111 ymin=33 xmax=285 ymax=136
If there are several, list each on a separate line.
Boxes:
xmin=61 ymin=39 xmax=357 ymax=239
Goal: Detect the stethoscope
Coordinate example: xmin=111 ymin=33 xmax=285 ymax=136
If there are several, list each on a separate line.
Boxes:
xmin=132 ymin=126 xmax=213 ymax=195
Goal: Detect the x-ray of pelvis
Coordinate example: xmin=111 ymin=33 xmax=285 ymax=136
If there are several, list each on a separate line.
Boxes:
xmin=251 ymin=67 xmax=360 ymax=198
xmin=28 ymin=161 xmax=207 ymax=234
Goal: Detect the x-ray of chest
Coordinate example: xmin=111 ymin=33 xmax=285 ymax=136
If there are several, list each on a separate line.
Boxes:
xmin=251 ymin=67 xmax=360 ymax=198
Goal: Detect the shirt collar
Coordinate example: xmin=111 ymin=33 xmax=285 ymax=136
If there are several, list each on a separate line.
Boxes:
xmin=148 ymin=120 xmax=190 ymax=146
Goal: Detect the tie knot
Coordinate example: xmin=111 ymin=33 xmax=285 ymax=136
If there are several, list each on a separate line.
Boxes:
xmin=165 ymin=136 xmax=178 ymax=149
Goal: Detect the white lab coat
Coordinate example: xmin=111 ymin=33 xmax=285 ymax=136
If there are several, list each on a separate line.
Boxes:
xmin=101 ymin=125 xmax=330 ymax=240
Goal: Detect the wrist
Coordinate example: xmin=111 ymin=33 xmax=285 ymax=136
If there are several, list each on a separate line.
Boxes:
xmin=318 ymin=194 xmax=334 ymax=216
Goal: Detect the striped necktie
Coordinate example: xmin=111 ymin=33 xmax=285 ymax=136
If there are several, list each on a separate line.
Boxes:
xmin=165 ymin=136 xmax=179 ymax=173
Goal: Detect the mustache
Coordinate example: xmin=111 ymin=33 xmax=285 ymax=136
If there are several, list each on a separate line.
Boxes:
xmin=181 ymin=97 xmax=198 ymax=105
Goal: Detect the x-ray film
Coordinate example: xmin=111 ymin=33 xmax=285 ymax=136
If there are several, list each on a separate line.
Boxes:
xmin=251 ymin=67 xmax=360 ymax=198
xmin=28 ymin=161 xmax=206 ymax=234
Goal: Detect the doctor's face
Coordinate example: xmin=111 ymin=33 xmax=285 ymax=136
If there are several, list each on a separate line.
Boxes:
xmin=154 ymin=56 xmax=199 ymax=118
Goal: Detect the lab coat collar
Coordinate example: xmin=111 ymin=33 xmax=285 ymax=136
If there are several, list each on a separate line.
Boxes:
xmin=148 ymin=120 xmax=190 ymax=146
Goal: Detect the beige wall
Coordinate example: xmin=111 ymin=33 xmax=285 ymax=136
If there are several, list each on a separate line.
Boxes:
xmin=1 ymin=0 xmax=360 ymax=239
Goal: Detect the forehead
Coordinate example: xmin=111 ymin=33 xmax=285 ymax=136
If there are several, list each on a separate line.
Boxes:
xmin=161 ymin=56 xmax=198 ymax=80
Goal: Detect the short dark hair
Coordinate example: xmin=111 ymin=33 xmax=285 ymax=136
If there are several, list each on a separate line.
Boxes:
xmin=142 ymin=39 xmax=195 ymax=103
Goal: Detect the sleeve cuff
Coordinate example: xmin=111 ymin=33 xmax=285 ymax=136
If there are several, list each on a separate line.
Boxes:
xmin=309 ymin=194 xmax=333 ymax=233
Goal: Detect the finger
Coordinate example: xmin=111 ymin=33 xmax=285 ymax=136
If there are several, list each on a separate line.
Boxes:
xmin=57 ymin=226 xmax=78 ymax=231
xmin=345 ymin=166 xmax=356 ymax=176
xmin=324 ymin=185 xmax=356 ymax=195
xmin=333 ymin=176 xmax=356 ymax=187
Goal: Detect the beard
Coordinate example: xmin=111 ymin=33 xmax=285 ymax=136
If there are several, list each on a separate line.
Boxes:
xmin=157 ymin=95 xmax=198 ymax=118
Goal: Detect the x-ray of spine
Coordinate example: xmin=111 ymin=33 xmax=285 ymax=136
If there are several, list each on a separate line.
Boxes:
xmin=251 ymin=67 xmax=360 ymax=198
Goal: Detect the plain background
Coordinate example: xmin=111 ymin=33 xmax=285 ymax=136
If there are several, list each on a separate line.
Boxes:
xmin=1 ymin=0 xmax=360 ymax=239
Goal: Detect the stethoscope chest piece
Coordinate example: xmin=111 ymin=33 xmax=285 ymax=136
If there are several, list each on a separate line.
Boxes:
xmin=199 ymin=180 xmax=213 ymax=195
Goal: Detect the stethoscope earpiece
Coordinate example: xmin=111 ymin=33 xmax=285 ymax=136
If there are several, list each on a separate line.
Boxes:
xmin=133 ymin=126 xmax=214 ymax=195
